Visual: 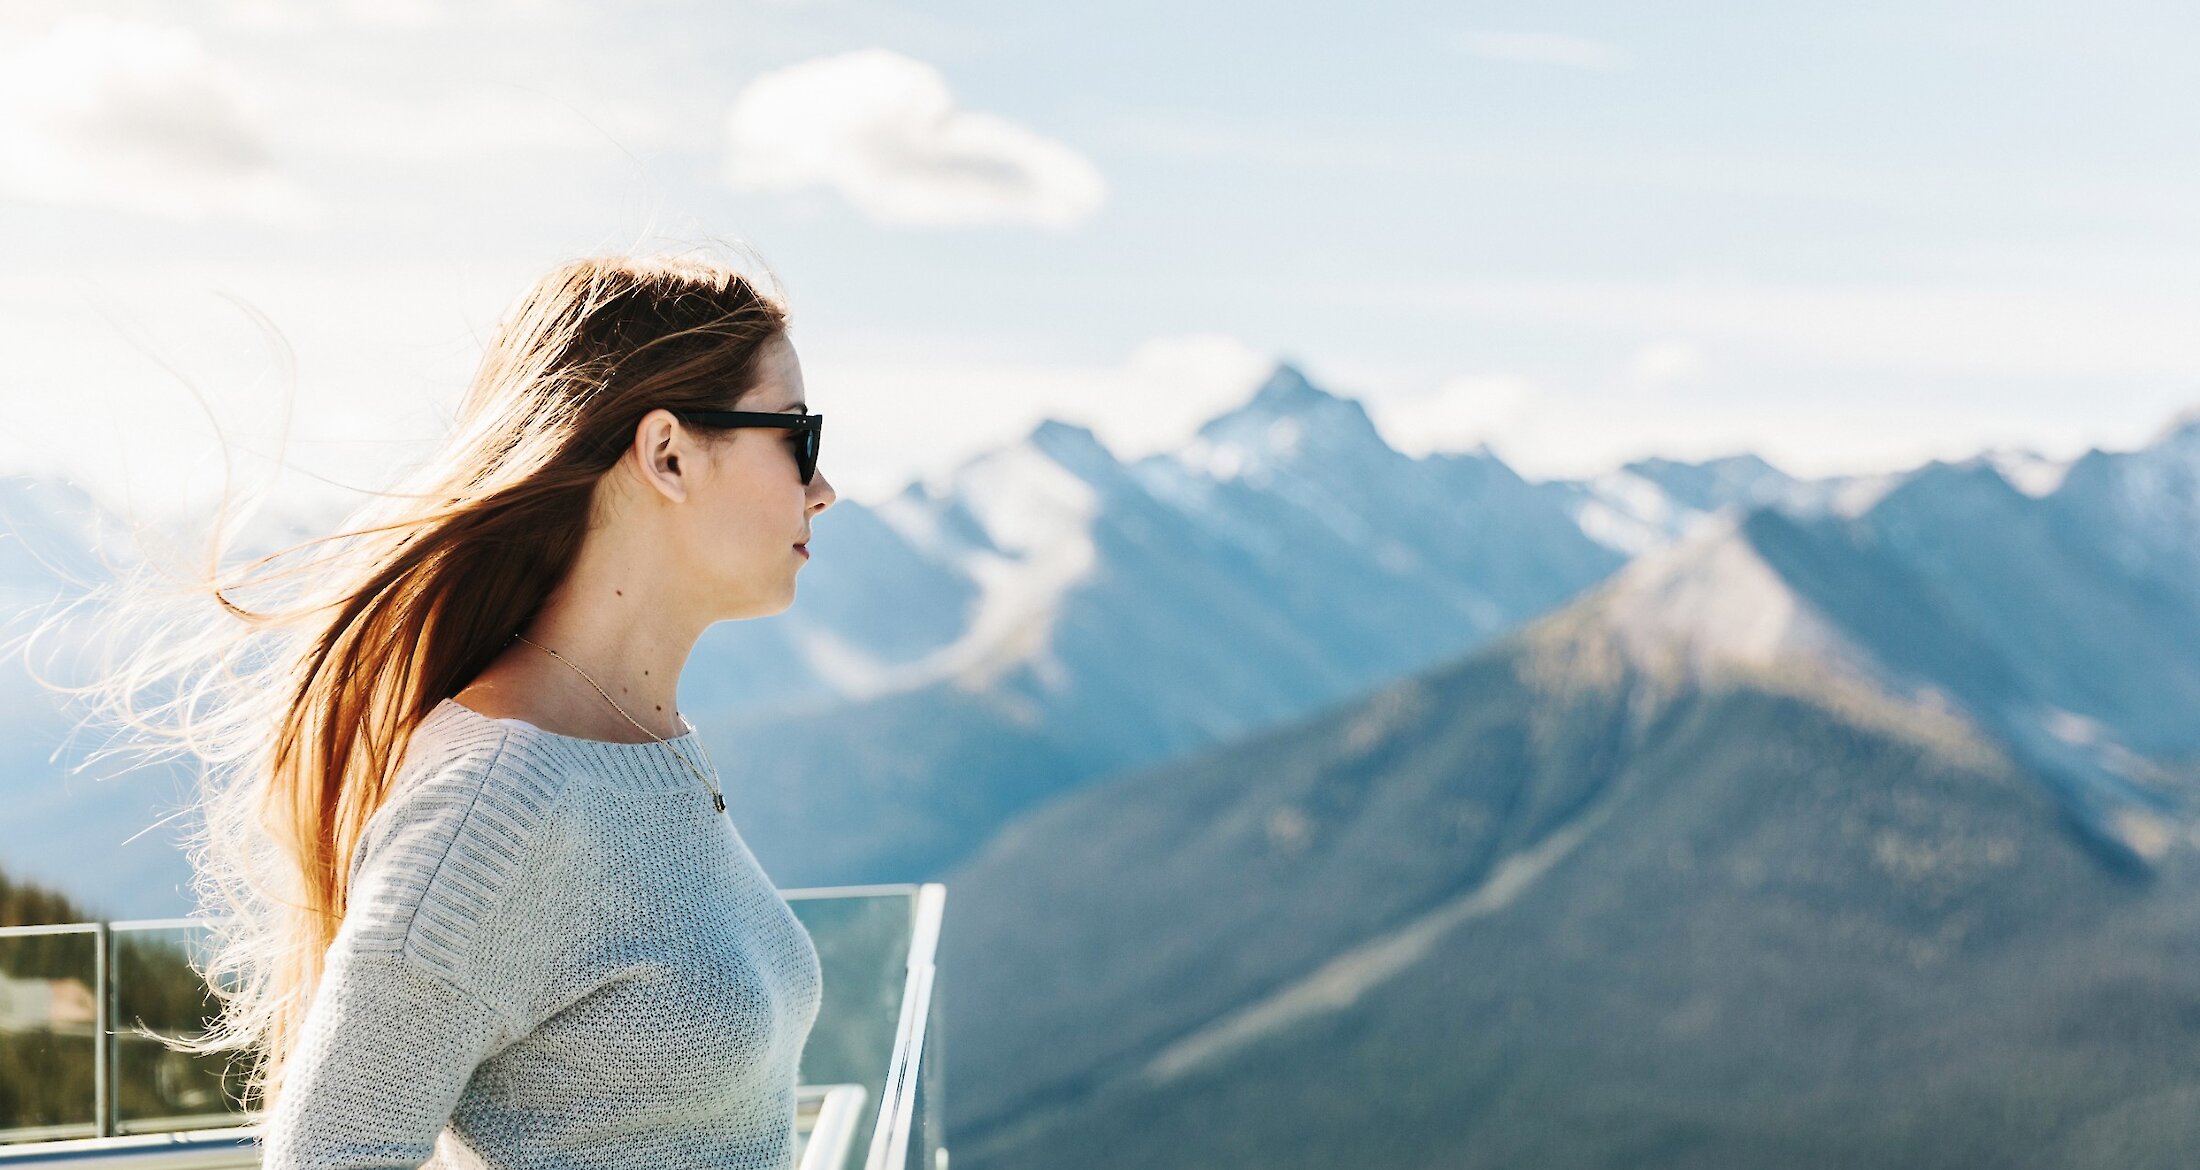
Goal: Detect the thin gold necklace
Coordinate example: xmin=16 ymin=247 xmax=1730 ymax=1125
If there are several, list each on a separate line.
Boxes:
xmin=510 ymin=633 xmax=727 ymax=815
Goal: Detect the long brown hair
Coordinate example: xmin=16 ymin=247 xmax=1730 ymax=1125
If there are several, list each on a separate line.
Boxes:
xmin=10 ymin=250 xmax=792 ymax=1110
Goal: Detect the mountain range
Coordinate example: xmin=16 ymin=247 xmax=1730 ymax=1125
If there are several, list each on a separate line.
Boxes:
xmin=933 ymin=403 xmax=2200 ymax=1168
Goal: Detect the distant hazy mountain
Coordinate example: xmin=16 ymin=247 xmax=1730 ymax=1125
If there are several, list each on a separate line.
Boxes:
xmin=716 ymin=363 xmax=1630 ymax=884
xmin=1833 ymin=411 xmax=2200 ymax=852
xmin=936 ymin=443 xmax=2200 ymax=1167
xmin=1534 ymin=447 xmax=1923 ymax=557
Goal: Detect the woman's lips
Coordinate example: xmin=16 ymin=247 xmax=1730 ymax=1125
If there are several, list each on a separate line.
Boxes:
xmin=794 ymin=543 xmax=810 ymax=558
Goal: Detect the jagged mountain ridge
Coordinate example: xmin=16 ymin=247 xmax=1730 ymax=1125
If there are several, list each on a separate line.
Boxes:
xmin=627 ymin=363 xmax=1640 ymax=884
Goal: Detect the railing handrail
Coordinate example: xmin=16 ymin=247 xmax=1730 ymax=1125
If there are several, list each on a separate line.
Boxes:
xmin=0 ymin=882 xmax=924 ymax=937
xmin=782 ymin=882 xmax=926 ymax=901
xmin=0 ymin=884 xmax=919 ymax=936
xmin=102 ymin=919 xmax=213 ymax=934
xmin=0 ymin=1082 xmax=874 ymax=1170
xmin=0 ymin=1126 xmax=258 ymax=1169
xmin=0 ymin=923 xmax=99 ymax=939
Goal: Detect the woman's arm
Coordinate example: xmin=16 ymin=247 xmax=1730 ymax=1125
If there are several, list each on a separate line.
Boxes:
xmin=258 ymin=941 xmax=523 ymax=1168
xmin=258 ymin=729 xmax=569 ymax=1168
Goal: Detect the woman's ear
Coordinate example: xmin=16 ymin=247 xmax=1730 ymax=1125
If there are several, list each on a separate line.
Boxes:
xmin=633 ymin=409 xmax=691 ymax=504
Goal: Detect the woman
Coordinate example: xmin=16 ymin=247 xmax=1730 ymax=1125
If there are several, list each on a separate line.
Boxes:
xmin=49 ymin=252 xmax=837 ymax=1166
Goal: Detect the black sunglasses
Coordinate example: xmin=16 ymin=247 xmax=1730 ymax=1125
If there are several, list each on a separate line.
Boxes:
xmin=669 ymin=410 xmax=824 ymax=484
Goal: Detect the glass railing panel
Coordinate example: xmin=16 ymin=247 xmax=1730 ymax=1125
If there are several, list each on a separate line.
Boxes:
xmin=0 ymin=926 xmax=100 ymax=1144
xmin=0 ymin=883 xmax=942 ymax=1164
xmin=109 ymin=923 xmax=242 ymax=1135
xmin=787 ymin=886 xmax=916 ymax=1170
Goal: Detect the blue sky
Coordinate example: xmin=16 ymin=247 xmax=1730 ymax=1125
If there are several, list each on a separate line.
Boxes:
xmin=2 ymin=0 xmax=2196 ymax=522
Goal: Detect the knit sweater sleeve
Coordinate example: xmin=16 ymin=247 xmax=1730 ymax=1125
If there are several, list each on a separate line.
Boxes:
xmin=259 ymin=728 xmax=573 ymax=1169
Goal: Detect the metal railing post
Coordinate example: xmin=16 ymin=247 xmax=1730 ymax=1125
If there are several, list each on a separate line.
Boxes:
xmin=92 ymin=921 xmax=113 ymax=1138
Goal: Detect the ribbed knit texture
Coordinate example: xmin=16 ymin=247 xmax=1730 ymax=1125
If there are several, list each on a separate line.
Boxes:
xmin=260 ymin=697 xmax=823 ymax=1169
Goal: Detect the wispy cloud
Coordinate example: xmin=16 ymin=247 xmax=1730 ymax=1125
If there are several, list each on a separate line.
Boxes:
xmin=1366 ymin=373 xmax=1536 ymax=458
xmin=1627 ymin=341 xmax=1704 ymax=390
xmin=214 ymin=0 xmax=576 ymax=31
xmin=1456 ymin=30 xmax=1627 ymax=71
xmin=1326 ymin=277 xmax=2200 ymax=381
xmin=803 ymin=331 xmax=1272 ymax=501
xmin=0 ymin=15 xmax=312 ymax=222
xmin=722 ymin=47 xmax=1106 ymax=229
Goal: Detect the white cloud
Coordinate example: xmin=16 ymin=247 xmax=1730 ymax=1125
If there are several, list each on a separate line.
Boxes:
xmin=1112 ymin=334 xmax=1278 ymax=452
xmin=214 ymin=0 xmax=575 ymax=31
xmin=1456 ymin=31 xmax=1627 ymax=70
xmin=1484 ymin=392 xmax=2114 ymax=484
xmin=799 ymin=331 xmax=1271 ymax=502
xmin=0 ymin=15 xmax=312 ymax=222
xmin=722 ymin=47 xmax=1106 ymax=228
xmin=1627 ymin=340 xmax=1703 ymax=390
xmin=1333 ymin=276 xmax=2200 ymax=381
xmin=1365 ymin=373 xmax=1535 ymax=458
xmin=304 ymin=84 xmax=667 ymax=164
xmin=1360 ymin=359 xmax=2157 ymax=485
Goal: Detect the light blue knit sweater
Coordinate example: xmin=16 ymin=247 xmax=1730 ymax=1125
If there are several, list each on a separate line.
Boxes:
xmin=260 ymin=697 xmax=823 ymax=1168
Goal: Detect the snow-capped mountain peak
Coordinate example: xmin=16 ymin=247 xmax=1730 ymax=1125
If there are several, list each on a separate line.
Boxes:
xmin=1025 ymin=418 xmax=1133 ymax=492
xmin=1184 ymin=361 xmax=1398 ymax=484
xmin=2153 ymin=403 xmax=2200 ymax=447
xmin=1968 ymin=448 xmax=2072 ymax=498
xmin=889 ymin=420 xmax=1115 ymax=558
xmin=2049 ymin=402 xmax=2200 ymax=584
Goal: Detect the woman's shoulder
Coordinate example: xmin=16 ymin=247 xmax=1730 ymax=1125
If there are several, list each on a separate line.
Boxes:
xmin=340 ymin=703 xmax=594 ymax=984
xmin=372 ymin=701 xmax=580 ymax=843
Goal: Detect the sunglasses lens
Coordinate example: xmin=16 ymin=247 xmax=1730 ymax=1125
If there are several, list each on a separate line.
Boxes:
xmin=801 ymin=423 xmax=819 ymax=483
